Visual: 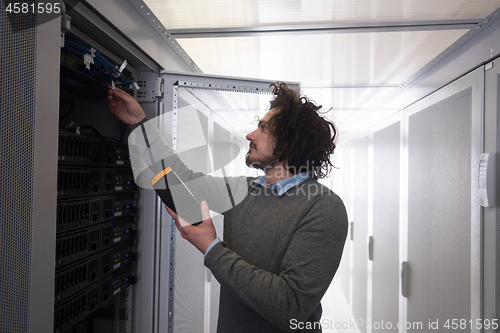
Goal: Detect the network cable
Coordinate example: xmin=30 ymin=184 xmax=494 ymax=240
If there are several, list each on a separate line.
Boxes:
xmin=62 ymin=38 xmax=137 ymax=88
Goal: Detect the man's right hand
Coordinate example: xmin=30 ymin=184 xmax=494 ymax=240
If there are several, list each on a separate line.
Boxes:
xmin=107 ymin=85 xmax=146 ymax=125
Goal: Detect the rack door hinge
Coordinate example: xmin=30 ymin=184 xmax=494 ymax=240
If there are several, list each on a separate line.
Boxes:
xmin=60 ymin=14 xmax=71 ymax=48
xmin=155 ymin=77 xmax=164 ymax=98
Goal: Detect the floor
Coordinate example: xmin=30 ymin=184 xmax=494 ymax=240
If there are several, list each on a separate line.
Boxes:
xmin=321 ymin=279 xmax=359 ymax=333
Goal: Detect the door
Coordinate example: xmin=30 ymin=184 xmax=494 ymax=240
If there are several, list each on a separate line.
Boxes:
xmin=405 ymin=66 xmax=482 ymax=333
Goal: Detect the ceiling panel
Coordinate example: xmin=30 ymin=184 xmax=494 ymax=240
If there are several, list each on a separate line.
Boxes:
xmin=176 ymin=30 xmax=467 ymax=86
xmin=172 ymin=29 xmax=467 ymax=142
xmin=144 ymin=0 xmax=500 ymax=29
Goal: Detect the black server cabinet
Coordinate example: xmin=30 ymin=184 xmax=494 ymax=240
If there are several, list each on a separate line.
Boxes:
xmin=1 ymin=0 xmax=163 ymax=332
xmin=54 ymin=15 xmax=145 ymax=333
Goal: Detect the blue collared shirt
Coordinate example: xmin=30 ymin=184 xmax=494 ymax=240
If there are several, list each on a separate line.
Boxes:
xmin=252 ymin=171 xmax=311 ymax=196
xmin=204 ymin=172 xmax=311 ymax=258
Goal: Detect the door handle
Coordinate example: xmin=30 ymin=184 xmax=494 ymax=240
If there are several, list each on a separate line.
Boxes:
xmin=368 ymin=236 xmax=373 ymax=260
xmin=401 ymin=261 xmax=408 ymax=297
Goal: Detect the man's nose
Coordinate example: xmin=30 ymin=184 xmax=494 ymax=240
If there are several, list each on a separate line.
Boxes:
xmin=246 ymin=129 xmax=257 ymax=142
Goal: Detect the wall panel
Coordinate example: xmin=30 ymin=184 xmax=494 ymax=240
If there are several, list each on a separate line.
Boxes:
xmin=406 ymin=75 xmax=480 ymax=331
xmin=372 ymin=122 xmax=400 ymax=332
xmin=352 ymin=138 xmax=369 ymax=333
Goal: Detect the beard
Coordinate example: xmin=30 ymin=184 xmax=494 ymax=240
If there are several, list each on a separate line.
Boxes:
xmin=245 ymin=149 xmax=279 ymax=170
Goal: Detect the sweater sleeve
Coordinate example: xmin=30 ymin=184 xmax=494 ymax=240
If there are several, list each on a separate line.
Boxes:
xmin=204 ymin=194 xmax=349 ymax=332
xmin=127 ymin=116 xmax=249 ymax=214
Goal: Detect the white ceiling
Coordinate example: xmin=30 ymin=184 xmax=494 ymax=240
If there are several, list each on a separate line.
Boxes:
xmin=143 ymin=0 xmax=500 ymax=142
xmin=144 ymin=0 xmax=500 ymax=28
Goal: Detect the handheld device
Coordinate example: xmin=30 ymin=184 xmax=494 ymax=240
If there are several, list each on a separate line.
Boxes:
xmin=150 ymin=166 xmax=202 ymax=225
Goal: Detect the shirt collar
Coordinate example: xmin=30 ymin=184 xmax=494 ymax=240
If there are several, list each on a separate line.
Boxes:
xmin=252 ymin=171 xmax=310 ymax=196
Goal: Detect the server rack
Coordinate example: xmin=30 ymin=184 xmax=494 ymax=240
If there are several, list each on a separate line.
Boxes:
xmin=51 ymin=2 xmax=170 ymax=331
xmin=54 ymin=128 xmax=137 ymax=332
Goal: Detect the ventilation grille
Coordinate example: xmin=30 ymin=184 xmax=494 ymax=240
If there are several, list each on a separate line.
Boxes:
xmin=0 ymin=9 xmax=37 ymax=333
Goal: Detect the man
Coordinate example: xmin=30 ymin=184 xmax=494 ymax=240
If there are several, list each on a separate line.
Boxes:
xmin=107 ymin=82 xmax=348 ymax=332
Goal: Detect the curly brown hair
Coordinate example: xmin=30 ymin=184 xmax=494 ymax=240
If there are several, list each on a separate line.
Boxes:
xmin=266 ymin=82 xmax=337 ymax=179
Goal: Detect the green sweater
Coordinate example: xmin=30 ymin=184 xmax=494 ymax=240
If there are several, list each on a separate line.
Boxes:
xmin=205 ymin=177 xmax=348 ymax=332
